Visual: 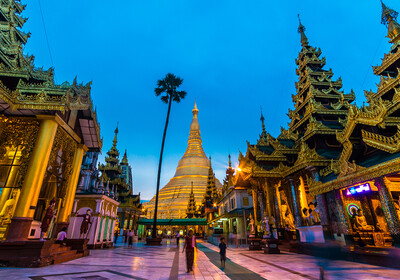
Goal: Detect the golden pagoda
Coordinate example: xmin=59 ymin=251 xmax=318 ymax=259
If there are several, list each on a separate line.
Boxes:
xmin=144 ymin=102 xmax=222 ymax=219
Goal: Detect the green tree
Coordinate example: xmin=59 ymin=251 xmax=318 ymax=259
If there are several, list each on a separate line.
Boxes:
xmin=151 ymin=73 xmax=187 ymax=239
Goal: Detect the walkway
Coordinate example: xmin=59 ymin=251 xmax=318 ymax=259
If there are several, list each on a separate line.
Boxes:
xmin=0 ymin=239 xmax=399 ymax=279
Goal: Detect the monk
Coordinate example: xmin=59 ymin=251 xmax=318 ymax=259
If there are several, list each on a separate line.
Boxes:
xmin=40 ymin=199 xmax=56 ymax=240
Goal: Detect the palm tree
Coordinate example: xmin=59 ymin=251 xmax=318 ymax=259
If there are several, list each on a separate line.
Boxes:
xmin=151 ymin=73 xmax=187 ymax=240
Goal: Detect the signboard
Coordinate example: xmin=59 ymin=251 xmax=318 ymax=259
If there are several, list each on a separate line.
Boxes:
xmin=345 ymin=183 xmax=371 ymax=196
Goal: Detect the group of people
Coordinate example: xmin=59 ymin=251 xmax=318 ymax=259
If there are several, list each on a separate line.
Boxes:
xmin=176 ymin=230 xmax=227 ymax=273
xmin=114 ymin=229 xmax=135 ymax=247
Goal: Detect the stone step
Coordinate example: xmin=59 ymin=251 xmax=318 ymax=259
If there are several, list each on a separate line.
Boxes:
xmin=53 ymin=251 xmax=83 ymax=265
xmin=49 ymin=244 xmax=72 ymax=254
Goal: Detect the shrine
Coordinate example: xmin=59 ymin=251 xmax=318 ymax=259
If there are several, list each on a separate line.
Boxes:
xmin=236 ymin=2 xmax=400 ymax=250
xmin=0 ymin=0 xmax=101 ymax=266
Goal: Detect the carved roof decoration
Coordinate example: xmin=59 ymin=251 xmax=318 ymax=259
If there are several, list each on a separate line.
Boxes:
xmin=0 ymin=0 xmax=102 ymax=150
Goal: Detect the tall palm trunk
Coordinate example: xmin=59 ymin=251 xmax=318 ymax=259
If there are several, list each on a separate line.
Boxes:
xmin=152 ymin=94 xmax=173 ymax=238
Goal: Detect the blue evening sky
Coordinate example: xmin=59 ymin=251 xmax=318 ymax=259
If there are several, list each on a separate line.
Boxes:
xmin=24 ymin=0 xmax=395 ymax=200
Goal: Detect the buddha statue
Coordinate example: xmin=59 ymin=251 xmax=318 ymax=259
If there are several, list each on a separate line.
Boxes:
xmin=308 ymin=202 xmax=320 ymax=224
xmin=0 ymin=190 xmax=18 ymax=225
xmin=262 ymin=216 xmax=270 ymax=236
xmin=248 ymin=214 xmax=256 ymax=235
xmin=354 ymin=209 xmax=374 ymax=231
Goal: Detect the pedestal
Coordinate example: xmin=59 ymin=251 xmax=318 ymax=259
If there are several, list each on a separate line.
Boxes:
xmin=145 ymin=237 xmax=162 ymax=246
xmin=298 ymin=225 xmax=325 ymax=243
xmin=65 ymin=239 xmax=90 ymax=256
xmin=264 ymin=238 xmax=280 ymax=254
xmin=248 ymin=237 xmax=262 ymax=250
xmin=6 ymin=217 xmax=33 ymax=241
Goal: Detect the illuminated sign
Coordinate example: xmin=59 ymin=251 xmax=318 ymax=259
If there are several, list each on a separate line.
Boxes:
xmin=345 ymin=183 xmax=371 ymax=196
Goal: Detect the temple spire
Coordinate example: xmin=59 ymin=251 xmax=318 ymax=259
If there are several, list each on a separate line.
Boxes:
xmin=228 ymin=154 xmax=232 ymax=168
xmin=113 ymin=123 xmax=119 ymax=147
xmin=297 ymin=14 xmax=309 ymax=47
xmin=260 ymin=107 xmax=267 ymax=139
xmin=186 ymin=181 xmax=197 ymax=218
xmin=121 ymin=149 xmax=128 ymax=165
xmin=380 ymin=1 xmax=400 ymax=43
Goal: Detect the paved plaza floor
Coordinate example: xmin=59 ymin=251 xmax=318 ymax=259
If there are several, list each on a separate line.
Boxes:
xmin=0 ymin=239 xmax=399 ymax=280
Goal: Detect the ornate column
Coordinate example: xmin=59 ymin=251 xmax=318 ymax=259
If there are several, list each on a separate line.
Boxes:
xmin=287 ymin=176 xmax=302 ymax=227
xmin=264 ymin=180 xmax=273 ymax=217
xmin=375 ymin=177 xmax=400 ymax=246
xmin=58 ymin=144 xmax=88 ymax=223
xmin=307 ymin=166 xmax=330 ymax=225
xmin=7 ymin=117 xmax=58 ymax=241
xmin=251 ymin=188 xmax=259 ymax=223
xmin=273 ymin=182 xmax=282 ymax=228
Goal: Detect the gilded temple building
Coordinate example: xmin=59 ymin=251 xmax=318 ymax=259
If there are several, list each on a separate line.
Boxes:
xmin=0 ymin=0 xmax=102 ymax=266
xmin=99 ymin=127 xmax=141 ymax=235
xmin=144 ymin=102 xmax=222 ymax=219
xmin=236 ymin=2 xmax=400 ymax=248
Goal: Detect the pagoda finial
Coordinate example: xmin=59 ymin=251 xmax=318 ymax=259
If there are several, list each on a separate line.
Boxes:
xmin=121 ymin=149 xmax=128 ymax=165
xmin=260 ymin=106 xmax=267 ymax=136
xmin=381 ymin=0 xmax=399 ymax=25
xmin=380 ymin=1 xmax=400 ymax=43
xmin=193 ymin=100 xmax=199 ymax=116
xmin=228 ymin=154 xmax=232 ymax=168
xmin=112 ymin=122 xmax=119 ymax=147
xmin=297 ymin=14 xmax=309 ymax=47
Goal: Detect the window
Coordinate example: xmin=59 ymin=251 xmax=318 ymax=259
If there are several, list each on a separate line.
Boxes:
xmin=230 ymin=198 xmax=236 ymax=210
xmin=243 ymin=197 xmax=249 ymax=207
xmin=0 ymin=145 xmax=23 ymax=189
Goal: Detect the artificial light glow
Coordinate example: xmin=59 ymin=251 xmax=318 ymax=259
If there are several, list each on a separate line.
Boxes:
xmin=237 ymin=167 xmax=242 ymax=172
xmin=345 ymin=183 xmax=371 ymax=196
xmin=213 ymin=203 xmax=217 ymax=207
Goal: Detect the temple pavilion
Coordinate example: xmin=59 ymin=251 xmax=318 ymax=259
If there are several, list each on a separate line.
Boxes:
xmin=144 ymin=102 xmax=222 ymax=219
xmin=0 ymin=0 xmax=102 ymax=266
xmin=236 ymin=2 xmax=400 ymax=248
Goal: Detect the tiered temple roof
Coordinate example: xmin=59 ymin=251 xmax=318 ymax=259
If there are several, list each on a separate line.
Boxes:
xmin=0 ymin=0 xmax=101 ymax=149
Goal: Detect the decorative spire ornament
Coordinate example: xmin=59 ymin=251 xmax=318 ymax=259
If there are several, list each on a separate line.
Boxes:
xmin=297 ymin=14 xmax=309 ymax=47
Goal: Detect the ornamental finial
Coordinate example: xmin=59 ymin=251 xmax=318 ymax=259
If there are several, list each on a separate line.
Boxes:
xmin=228 ymin=154 xmax=232 ymax=168
xmin=260 ymin=106 xmax=267 ymax=138
xmin=381 ymin=0 xmax=398 ymax=25
xmin=297 ymin=14 xmax=309 ymax=47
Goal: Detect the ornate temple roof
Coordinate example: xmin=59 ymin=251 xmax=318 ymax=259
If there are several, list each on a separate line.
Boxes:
xmin=144 ymin=102 xmax=223 ymax=219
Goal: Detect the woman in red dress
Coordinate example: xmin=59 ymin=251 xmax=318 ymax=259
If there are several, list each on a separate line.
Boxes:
xmin=182 ymin=230 xmax=197 ymax=273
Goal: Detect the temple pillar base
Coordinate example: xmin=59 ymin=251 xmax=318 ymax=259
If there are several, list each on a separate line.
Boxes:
xmin=6 ymin=217 xmax=33 ymax=241
xmin=145 ymin=237 xmax=162 ymax=246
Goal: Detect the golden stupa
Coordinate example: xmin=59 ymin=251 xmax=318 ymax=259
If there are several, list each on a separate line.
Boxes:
xmin=144 ymin=102 xmax=222 ymax=219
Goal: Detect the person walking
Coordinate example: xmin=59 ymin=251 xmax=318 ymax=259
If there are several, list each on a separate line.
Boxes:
xmin=182 ymin=230 xmax=197 ymax=273
xmin=114 ymin=230 xmax=119 ymax=244
xmin=176 ymin=231 xmax=180 ymax=248
xmin=219 ymin=237 xmax=227 ymax=268
xmin=127 ymin=229 xmax=134 ymax=248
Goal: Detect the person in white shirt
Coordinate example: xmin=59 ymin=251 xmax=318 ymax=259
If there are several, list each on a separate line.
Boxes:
xmin=56 ymin=227 xmax=67 ymax=245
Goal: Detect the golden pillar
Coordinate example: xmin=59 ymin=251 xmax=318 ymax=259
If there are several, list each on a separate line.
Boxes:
xmin=252 ymin=188 xmax=258 ymax=223
xmin=6 ymin=117 xmax=58 ymax=241
xmin=58 ymin=144 xmax=87 ymax=223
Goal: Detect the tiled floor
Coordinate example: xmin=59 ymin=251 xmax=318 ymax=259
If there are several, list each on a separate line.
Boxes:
xmin=0 ymin=240 xmax=399 ymax=279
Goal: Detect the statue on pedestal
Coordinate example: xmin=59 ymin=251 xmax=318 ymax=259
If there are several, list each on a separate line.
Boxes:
xmin=78 ymin=209 xmax=92 ymax=239
xmin=353 ymin=209 xmax=374 ymax=231
xmin=0 ymin=190 xmax=18 ymax=226
xmin=308 ymin=202 xmax=320 ymax=224
xmin=248 ymin=214 xmax=256 ymax=236
xmin=302 ymin=208 xmax=312 ymax=226
xmin=40 ymin=199 xmax=56 ymax=240
xmin=262 ymin=216 xmax=270 ymax=236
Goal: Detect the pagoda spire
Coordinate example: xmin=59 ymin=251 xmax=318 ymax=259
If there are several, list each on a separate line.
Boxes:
xmin=297 ymin=14 xmax=309 ymax=47
xmin=260 ymin=107 xmax=267 ymax=139
xmin=380 ymin=1 xmax=400 ymax=43
xmin=228 ymin=154 xmax=232 ymax=168
xmin=121 ymin=149 xmax=128 ymax=165
xmin=113 ymin=123 xmax=119 ymax=148
xmin=180 ymin=101 xmax=207 ymax=160
xmin=186 ymin=181 xmax=197 ymax=218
